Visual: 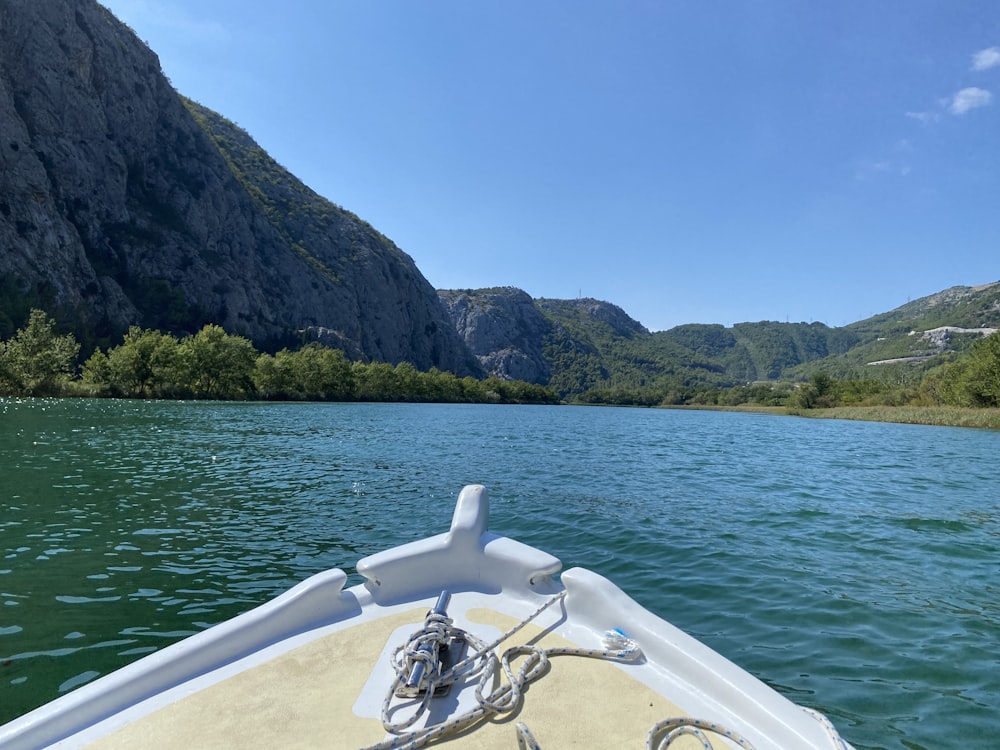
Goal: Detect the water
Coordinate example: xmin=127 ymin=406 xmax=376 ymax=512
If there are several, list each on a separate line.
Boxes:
xmin=2 ymin=399 xmax=998 ymax=749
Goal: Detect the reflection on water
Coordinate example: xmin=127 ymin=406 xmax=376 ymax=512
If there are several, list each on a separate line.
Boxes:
xmin=2 ymin=399 xmax=999 ymax=749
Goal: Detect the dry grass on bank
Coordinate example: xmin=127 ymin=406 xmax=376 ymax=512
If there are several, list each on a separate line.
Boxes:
xmin=666 ymin=403 xmax=1000 ymax=429
xmin=793 ymin=405 xmax=1000 ymax=429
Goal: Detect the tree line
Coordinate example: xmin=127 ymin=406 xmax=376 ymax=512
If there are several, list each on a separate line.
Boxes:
xmin=3 ymin=308 xmax=997 ymax=410
xmin=0 ymin=310 xmax=559 ymax=404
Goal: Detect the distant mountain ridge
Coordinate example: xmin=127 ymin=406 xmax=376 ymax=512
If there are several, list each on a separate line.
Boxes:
xmin=1 ymin=0 xmax=996 ymax=398
xmin=878 ymin=282 xmax=1000 ymax=322
xmin=439 ymin=283 xmax=1000 ymax=397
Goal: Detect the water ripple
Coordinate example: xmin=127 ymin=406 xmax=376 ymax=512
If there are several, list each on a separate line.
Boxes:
xmin=1 ymin=400 xmax=998 ymax=750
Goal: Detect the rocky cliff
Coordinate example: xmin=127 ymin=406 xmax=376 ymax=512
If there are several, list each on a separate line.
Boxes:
xmin=439 ymin=287 xmax=552 ymax=382
xmin=0 ymin=0 xmax=477 ymax=374
xmin=438 ymin=290 xmax=651 ymax=390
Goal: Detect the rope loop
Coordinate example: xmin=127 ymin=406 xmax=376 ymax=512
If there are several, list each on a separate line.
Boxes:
xmin=392 ymin=611 xmax=453 ymax=685
xmin=646 ymin=717 xmax=756 ymax=750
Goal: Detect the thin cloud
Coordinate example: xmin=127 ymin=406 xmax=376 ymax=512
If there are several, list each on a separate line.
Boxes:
xmin=906 ymin=48 xmax=999 ymax=122
xmin=971 ymin=46 xmax=1000 ymax=71
xmin=949 ymin=87 xmax=993 ymax=115
xmin=854 ymin=158 xmax=911 ymax=181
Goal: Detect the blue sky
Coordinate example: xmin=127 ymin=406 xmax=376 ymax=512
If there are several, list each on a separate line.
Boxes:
xmin=98 ymin=1 xmax=999 ymax=331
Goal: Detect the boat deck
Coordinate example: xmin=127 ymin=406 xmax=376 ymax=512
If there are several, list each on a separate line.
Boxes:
xmin=82 ymin=604 xmax=716 ymax=750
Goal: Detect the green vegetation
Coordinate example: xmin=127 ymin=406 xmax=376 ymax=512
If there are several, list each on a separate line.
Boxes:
xmin=794 ymin=405 xmax=1000 ymax=430
xmin=518 ymin=285 xmax=1000 ymax=427
xmin=182 ymin=97 xmax=351 ymax=286
xmin=1 ymin=311 xmax=558 ymax=405
xmin=4 ymin=294 xmax=999 ymax=427
xmin=0 ymin=310 xmax=80 ymax=396
xmin=527 ymin=284 xmax=1000 ymax=409
xmin=929 ymin=329 xmax=1000 ymax=408
xmin=540 ymin=295 xmax=1000 ymax=426
xmin=543 ymin=319 xmax=1000 ymax=428
xmin=533 ymin=299 xmax=871 ymax=403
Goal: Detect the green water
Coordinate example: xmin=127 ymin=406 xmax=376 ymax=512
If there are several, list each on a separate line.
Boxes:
xmin=2 ymin=398 xmax=998 ymax=749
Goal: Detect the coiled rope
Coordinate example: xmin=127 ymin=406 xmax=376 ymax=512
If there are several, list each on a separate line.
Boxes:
xmin=359 ymin=591 xmax=639 ymax=750
xmin=357 ymin=591 xmax=848 ymax=750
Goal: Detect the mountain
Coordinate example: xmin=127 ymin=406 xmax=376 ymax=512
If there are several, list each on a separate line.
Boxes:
xmin=0 ymin=0 xmax=477 ymax=374
xmin=2 ymin=1 xmax=996 ymax=398
xmin=439 ymin=288 xmax=858 ymax=392
xmin=439 ymin=287 xmax=552 ymax=383
xmin=439 ymin=283 xmax=1000 ymax=398
xmin=801 ymin=282 xmax=1000 ymax=373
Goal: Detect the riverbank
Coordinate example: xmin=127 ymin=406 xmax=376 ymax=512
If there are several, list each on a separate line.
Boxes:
xmin=667 ymin=403 xmax=1000 ymax=429
xmin=792 ymin=404 xmax=1000 ymax=429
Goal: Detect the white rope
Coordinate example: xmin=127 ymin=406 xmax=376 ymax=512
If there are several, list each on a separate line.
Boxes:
xmin=357 ymin=592 xmax=849 ymax=750
xmin=646 ymin=717 xmax=755 ymax=749
xmin=646 ymin=706 xmax=849 ymax=750
xmin=514 ymin=721 xmax=541 ymax=750
xmin=358 ymin=591 xmax=641 ymax=750
xmin=802 ymin=707 xmax=853 ymax=750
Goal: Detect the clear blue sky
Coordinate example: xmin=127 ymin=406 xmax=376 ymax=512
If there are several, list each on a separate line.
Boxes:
xmin=99 ymin=1 xmax=999 ymax=331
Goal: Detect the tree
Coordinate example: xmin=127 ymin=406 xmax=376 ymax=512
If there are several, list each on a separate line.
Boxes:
xmin=83 ymin=327 xmax=181 ymax=397
xmin=792 ymin=372 xmax=837 ymax=409
xmin=252 ymin=350 xmax=295 ymax=399
xmin=254 ymin=344 xmax=354 ymax=400
xmin=352 ymin=361 xmax=401 ymax=401
xmin=951 ymin=332 xmax=1000 ymax=408
xmin=0 ymin=309 xmax=80 ymax=396
xmin=176 ymin=325 xmax=257 ymax=399
xmin=393 ymin=362 xmax=426 ymax=401
xmin=292 ymin=344 xmax=353 ymax=400
xmin=422 ymin=367 xmax=467 ymax=402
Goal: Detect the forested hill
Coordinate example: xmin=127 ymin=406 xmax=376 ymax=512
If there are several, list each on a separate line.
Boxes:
xmin=440 ymin=284 xmax=1000 ymax=399
xmin=440 ymin=288 xmax=860 ymax=396
xmin=0 ymin=0 xmax=476 ymax=375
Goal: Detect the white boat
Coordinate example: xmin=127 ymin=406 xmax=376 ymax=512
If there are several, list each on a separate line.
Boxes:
xmin=1 ymin=485 xmax=852 ymax=749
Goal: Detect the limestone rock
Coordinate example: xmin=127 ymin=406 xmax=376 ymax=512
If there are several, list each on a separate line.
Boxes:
xmin=0 ymin=0 xmax=476 ymax=374
xmin=439 ymin=287 xmax=552 ymax=383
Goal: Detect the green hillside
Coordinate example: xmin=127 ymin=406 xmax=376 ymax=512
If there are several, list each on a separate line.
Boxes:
xmin=504 ymin=283 xmax=1000 ymax=402
xmin=785 ymin=283 xmax=1000 ymax=381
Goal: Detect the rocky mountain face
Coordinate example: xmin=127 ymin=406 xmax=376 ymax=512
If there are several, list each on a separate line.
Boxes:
xmin=438 ymin=289 xmax=659 ymax=385
xmin=438 ymin=290 xmax=655 ymax=391
xmin=0 ymin=0 xmax=477 ymax=374
xmin=439 ymin=287 xmax=552 ymax=382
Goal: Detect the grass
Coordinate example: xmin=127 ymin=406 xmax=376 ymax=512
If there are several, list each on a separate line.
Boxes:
xmin=792 ymin=405 xmax=1000 ymax=429
xmin=668 ymin=403 xmax=1000 ymax=429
